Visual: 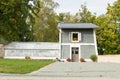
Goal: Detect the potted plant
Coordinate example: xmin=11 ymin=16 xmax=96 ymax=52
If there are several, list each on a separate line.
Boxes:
xmin=90 ymin=54 xmax=97 ymax=62
xmin=66 ymin=58 xmax=71 ymax=62
xmin=80 ymin=57 xmax=85 ymax=62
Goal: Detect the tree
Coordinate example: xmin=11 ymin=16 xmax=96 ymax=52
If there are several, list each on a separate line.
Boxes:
xmin=33 ymin=0 xmax=59 ymax=42
xmin=57 ymin=5 xmax=96 ymax=23
xmin=74 ymin=5 xmax=96 ymax=23
xmin=106 ymin=0 xmax=120 ymax=54
xmin=0 ymin=0 xmax=40 ymax=43
xmin=57 ymin=12 xmax=76 ymax=22
xmin=95 ymin=15 xmax=118 ymax=54
xmin=94 ymin=0 xmax=120 ymax=54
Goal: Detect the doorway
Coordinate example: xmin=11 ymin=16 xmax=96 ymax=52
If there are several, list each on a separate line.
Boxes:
xmin=71 ymin=47 xmax=79 ymax=62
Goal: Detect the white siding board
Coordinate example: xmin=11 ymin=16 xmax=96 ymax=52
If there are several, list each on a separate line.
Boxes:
xmin=4 ymin=42 xmax=60 ymax=59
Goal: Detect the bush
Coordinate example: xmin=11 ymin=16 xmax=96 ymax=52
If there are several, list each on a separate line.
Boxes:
xmin=0 ymin=57 xmax=4 ymax=59
xmin=66 ymin=58 xmax=71 ymax=62
xmin=25 ymin=56 xmax=31 ymax=60
xmin=90 ymin=54 xmax=97 ymax=62
xmin=80 ymin=58 xmax=85 ymax=62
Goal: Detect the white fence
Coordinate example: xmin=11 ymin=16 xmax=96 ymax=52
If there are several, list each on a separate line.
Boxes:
xmin=4 ymin=42 xmax=60 ymax=59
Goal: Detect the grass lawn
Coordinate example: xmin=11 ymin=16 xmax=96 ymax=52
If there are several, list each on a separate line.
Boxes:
xmin=0 ymin=59 xmax=55 ymax=74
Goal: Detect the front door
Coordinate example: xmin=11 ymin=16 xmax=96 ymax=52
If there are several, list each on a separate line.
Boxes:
xmin=71 ymin=47 xmax=79 ymax=62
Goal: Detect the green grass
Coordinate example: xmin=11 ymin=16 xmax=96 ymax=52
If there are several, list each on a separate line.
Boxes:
xmin=0 ymin=59 xmax=55 ymax=74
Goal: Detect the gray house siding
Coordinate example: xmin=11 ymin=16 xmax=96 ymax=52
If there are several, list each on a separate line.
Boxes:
xmin=81 ymin=45 xmax=96 ymax=59
xmin=61 ymin=29 xmax=94 ymax=43
xmin=59 ymin=23 xmax=98 ymax=61
xmin=61 ymin=45 xmax=70 ymax=59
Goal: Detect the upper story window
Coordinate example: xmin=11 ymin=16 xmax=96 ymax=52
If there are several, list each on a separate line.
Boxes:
xmin=71 ymin=32 xmax=81 ymax=42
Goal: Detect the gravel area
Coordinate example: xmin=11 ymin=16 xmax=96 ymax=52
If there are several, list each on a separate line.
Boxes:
xmin=98 ymin=55 xmax=120 ymax=63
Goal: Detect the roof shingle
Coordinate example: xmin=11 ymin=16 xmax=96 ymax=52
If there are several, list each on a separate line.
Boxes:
xmin=58 ymin=23 xmax=99 ymax=29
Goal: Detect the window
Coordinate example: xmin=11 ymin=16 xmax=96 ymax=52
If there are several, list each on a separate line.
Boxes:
xmin=71 ymin=32 xmax=81 ymax=42
xmin=72 ymin=47 xmax=79 ymax=54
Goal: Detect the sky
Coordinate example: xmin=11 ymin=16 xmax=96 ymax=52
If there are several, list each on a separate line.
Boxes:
xmin=53 ymin=0 xmax=116 ymax=16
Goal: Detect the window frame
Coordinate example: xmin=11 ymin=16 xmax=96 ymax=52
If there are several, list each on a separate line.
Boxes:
xmin=71 ymin=32 xmax=81 ymax=42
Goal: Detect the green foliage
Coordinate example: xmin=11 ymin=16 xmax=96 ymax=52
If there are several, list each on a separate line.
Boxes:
xmin=0 ymin=0 xmax=40 ymax=42
xmin=0 ymin=59 xmax=54 ymax=74
xmin=25 ymin=56 xmax=31 ymax=60
xmin=75 ymin=5 xmax=96 ymax=23
xmin=90 ymin=55 xmax=97 ymax=62
xmin=33 ymin=0 xmax=59 ymax=42
xmin=57 ymin=12 xmax=76 ymax=22
xmin=95 ymin=0 xmax=120 ymax=54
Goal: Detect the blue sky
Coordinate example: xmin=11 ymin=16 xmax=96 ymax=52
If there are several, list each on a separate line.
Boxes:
xmin=53 ymin=0 xmax=116 ymax=16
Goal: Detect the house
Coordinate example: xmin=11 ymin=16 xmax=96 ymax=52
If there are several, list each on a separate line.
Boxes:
xmin=4 ymin=42 xmax=59 ymax=59
xmin=58 ymin=23 xmax=99 ymax=62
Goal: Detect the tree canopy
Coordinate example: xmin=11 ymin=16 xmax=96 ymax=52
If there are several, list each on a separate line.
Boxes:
xmin=0 ymin=0 xmax=40 ymax=43
xmin=33 ymin=0 xmax=59 ymax=42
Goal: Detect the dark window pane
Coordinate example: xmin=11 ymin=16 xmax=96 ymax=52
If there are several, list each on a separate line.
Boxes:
xmin=72 ymin=33 xmax=78 ymax=41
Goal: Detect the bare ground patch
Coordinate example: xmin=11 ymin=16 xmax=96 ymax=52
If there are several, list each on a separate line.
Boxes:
xmin=98 ymin=55 xmax=120 ymax=63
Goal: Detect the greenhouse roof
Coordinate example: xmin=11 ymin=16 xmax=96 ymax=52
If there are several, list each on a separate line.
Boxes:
xmin=4 ymin=42 xmax=59 ymax=50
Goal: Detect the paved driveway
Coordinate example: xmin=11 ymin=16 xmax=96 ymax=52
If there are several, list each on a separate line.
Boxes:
xmin=28 ymin=62 xmax=120 ymax=78
xmin=1 ymin=62 xmax=120 ymax=80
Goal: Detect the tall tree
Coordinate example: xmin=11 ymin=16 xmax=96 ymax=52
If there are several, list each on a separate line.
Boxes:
xmin=57 ymin=5 xmax=96 ymax=23
xmin=95 ymin=0 xmax=120 ymax=54
xmin=0 ymin=0 xmax=40 ymax=43
xmin=57 ymin=12 xmax=76 ymax=22
xmin=95 ymin=15 xmax=118 ymax=54
xmin=75 ymin=5 xmax=96 ymax=23
xmin=33 ymin=0 xmax=59 ymax=42
xmin=106 ymin=0 xmax=120 ymax=54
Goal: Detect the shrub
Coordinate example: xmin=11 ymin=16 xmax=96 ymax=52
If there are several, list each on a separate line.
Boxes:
xmin=0 ymin=57 xmax=4 ymax=59
xmin=80 ymin=58 xmax=85 ymax=62
xmin=66 ymin=58 xmax=71 ymax=62
xmin=25 ymin=56 xmax=31 ymax=60
xmin=90 ymin=54 xmax=97 ymax=62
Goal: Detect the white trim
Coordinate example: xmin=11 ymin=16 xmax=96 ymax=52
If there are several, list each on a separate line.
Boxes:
xmin=79 ymin=46 xmax=81 ymax=58
xmin=4 ymin=57 xmax=57 ymax=59
xmin=93 ymin=29 xmax=98 ymax=55
xmin=59 ymin=29 xmax=62 ymax=59
xmin=71 ymin=32 xmax=80 ymax=42
xmin=61 ymin=43 xmax=95 ymax=46
xmin=78 ymin=32 xmax=81 ymax=41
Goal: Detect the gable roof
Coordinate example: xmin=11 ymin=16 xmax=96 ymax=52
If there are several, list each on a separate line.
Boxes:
xmin=58 ymin=23 xmax=99 ymax=29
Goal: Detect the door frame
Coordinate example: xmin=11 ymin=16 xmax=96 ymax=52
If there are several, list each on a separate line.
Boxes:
xmin=70 ymin=45 xmax=81 ymax=62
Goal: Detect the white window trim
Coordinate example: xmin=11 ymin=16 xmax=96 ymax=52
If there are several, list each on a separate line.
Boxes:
xmin=71 ymin=32 xmax=81 ymax=42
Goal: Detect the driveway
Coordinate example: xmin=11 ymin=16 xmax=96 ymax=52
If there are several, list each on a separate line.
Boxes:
xmin=28 ymin=62 xmax=120 ymax=78
xmin=1 ymin=62 xmax=120 ymax=80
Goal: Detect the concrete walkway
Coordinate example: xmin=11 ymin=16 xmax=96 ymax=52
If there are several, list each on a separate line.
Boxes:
xmin=1 ymin=62 xmax=120 ymax=80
